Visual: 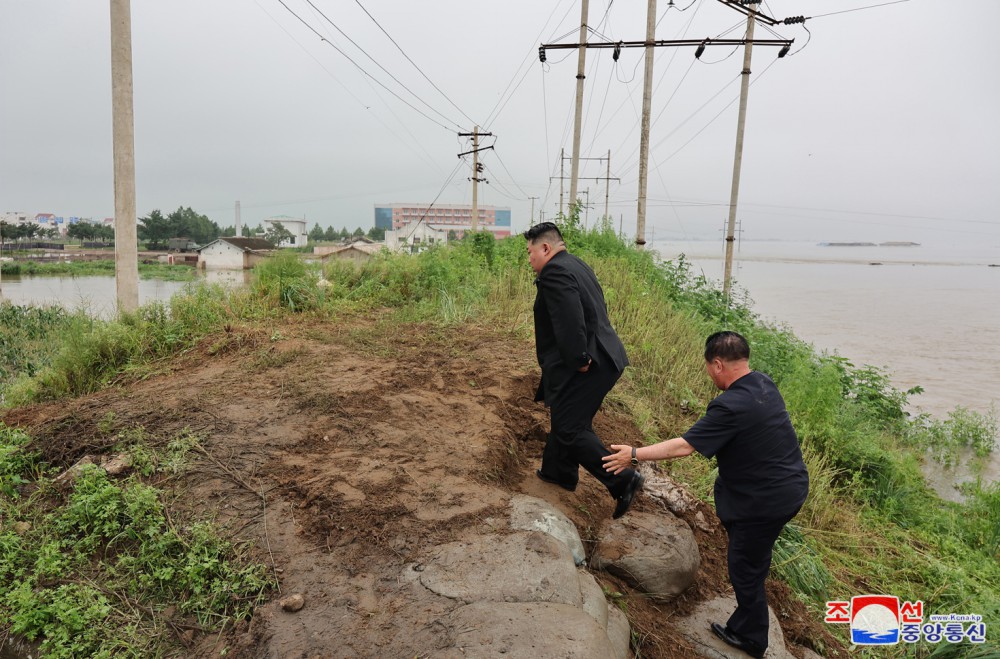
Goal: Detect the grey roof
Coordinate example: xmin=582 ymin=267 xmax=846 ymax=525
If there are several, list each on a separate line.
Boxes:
xmin=199 ymin=236 xmax=274 ymax=252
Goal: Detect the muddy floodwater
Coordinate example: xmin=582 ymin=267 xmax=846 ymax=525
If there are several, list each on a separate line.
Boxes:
xmin=653 ymin=239 xmax=1000 ymax=500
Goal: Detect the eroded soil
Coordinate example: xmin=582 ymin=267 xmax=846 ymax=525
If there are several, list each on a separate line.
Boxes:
xmin=3 ymin=314 xmax=844 ymax=658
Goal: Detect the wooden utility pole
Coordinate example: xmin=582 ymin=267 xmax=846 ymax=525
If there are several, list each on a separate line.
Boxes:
xmin=110 ymin=0 xmax=139 ymax=313
xmin=457 ymin=127 xmax=493 ymax=232
xmin=635 ymin=0 xmax=657 ymax=250
xmin=723 ymin=2 xmax=757 ymax=298
xmin=471 ymin=126 xmax=480 ymax=231
xmin=568 ymin=0 xmax=590 ymax=216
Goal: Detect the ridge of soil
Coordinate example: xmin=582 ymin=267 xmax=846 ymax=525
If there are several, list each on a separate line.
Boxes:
xmin=3 ymin=315 xmax=845 ymax=658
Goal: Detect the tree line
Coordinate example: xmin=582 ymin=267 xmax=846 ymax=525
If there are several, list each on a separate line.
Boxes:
xmin=2 ymin=208 xmax=385 ymax=251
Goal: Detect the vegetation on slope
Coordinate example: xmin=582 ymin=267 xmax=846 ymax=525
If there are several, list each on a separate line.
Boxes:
xmin=1 ymin=219 xmax=996 ymax=657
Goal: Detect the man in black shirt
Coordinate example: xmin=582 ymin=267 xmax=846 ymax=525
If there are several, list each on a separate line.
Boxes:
xmin=604 ymin=331 xmax=809 ymax=658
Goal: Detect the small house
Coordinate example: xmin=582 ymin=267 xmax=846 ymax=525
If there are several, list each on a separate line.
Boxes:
xmin=197 ymin=237 xmax=274 ymax=270
xmin=318 ymin=240 xmax=382 ymax=266
xmin=385 ymin=220 xmax=447 ymax=253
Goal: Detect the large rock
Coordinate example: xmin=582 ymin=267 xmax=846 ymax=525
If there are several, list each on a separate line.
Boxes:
xmin=509 ymin=494 xmax=586 ymax=565
xmin=440 ymin=601 xmax=617 ymax=658
xmin=676 ymin=596 xmax=793 ymax=659
xmin=578 ymin=570 xmax=609 ymax=628
xmin=416 ymin=531 xmax=582 ymax=606
xmin=591 ymin=510 xmax=699 ymax=601
xmin=607 ymin=604 xmax=632 ymax=659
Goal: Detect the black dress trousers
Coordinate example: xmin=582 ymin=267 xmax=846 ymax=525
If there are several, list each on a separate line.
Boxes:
xmin=541 ymin=358 xmax=635 ymax=498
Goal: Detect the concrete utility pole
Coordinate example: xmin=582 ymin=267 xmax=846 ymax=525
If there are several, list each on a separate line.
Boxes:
xmin=635 ymin=0 xmax=657 ymax=250
xmin=235 ymin=200 xmax=242 ymax=236
xmin=457 ymin=127 xmax=493 ymax=232
xmin=529 ymin=196 xmax=539 ymax=224
xmin=471 ymin=126 xmax=480 ymax=231
xmin=568 ymin=0 xmax=590 ymax=216
xmin=540 ymin=0 xmax=791 ymax=253
xmin=723 ymin=2 xmax=757 ymax=299
xmin=604 ymin=149 xmax=611 ymax=223
xmin=559 ymin=148 xmax=565 ymax=217
xmin=110 ymin=0 xmax=139 ymax=313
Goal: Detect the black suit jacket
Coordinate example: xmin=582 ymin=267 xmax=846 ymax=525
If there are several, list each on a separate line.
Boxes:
xmin=533 ymin=250 xmax=629 ymax=404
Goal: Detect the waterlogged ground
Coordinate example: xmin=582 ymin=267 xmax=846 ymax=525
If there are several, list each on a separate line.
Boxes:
xmin=2 ymin=314 xmax=840 ymax=658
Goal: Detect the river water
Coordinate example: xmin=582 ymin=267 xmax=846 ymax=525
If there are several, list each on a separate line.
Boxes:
xmin=651 ymin=239 xmax=1000 ymax=499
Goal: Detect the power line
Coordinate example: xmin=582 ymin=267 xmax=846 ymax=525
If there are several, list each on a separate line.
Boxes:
xmin=252 ymin=0 xmax=444 ymax=176
xmin=300 ymin=0 xmax=464 ymax=130
xmin=273 ymin=0 xmax=455 ymax=132
xmin=350 ymin=0 xmax=479 ymax=127
xmin=809 ymin=0 xmax=912 ymax=20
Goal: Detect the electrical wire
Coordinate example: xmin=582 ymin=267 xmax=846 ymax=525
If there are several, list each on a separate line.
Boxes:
xmin=490 ymin=143 xmax=533 ymax=200
xmin=252 ymin=0 xmax=444 ymax=176
xmin=350 ymin=0 xmax=479 ymax=127
xmin=411 ymin=159 xmax=468 ymax=229
xmin=300 ymin=0 xmax=464 ymax=130
xmin=809 ymin=0 xmax=912 ymax=20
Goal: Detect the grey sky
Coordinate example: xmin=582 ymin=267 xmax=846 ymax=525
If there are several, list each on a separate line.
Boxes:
xmin=2 ymin=0 xmax=998 ymax=246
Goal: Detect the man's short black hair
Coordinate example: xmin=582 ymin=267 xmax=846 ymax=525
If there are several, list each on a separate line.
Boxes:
xmin=524 ymin=221 xmax=564 ymax=245
xmin=705 ymin=331 xmax=750 ymax=362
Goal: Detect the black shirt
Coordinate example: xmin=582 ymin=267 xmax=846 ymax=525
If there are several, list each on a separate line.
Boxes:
xmin=683 ymin=371 xmax=809 ymax=523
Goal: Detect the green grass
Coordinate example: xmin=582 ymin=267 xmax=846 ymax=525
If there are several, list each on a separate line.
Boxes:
xmin=1 ymin=217 xmax=997 ymax=656
xmin=0 ymin=424 xmax=273 ymax=658
xmin=2 ymin=259 xmax=196 ymax=281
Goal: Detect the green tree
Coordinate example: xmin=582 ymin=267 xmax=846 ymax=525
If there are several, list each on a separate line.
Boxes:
xmin=137 ymin=210 xmax=172 ymax=249
xmin=166 ymin=206 xmax=221 ymax=245
xmin=352 ymin=227 xmax=364 ymax=237
xmin=264 ymin=223 xmax=294 ymax=247
xmin=323 ymin=226 xmax=337 ymax=241
xmin=338 ymin=227 xmax=350 ymax=240
xmin=309 ymin=223 xmax=326 ymax=243
xmin=366 ymin=226 xmax=386 ymax=241
xmin=221 ymin=226 xmax=236 ymax=237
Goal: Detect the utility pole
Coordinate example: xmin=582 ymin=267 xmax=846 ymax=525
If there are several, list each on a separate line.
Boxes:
xmin=635 ymin=0 xmax=657 ymax=250
xmin=458 ymin=127 xmax=493 ymax=232
xmin=540 ymin=0 xmax=791 ymax=252
xmin=529 ymin=196 xmax=539 ymax=224
xmin=235 ymin=200 xmax=242 ymax=236
xmin=723 ymin=2 xmax=757 ymax=299
xmin=568 ymin=0 xmax=590 ymax=215
xmin=582 ymin=188 xmax=591 ymax=228
xmin=604 ymin=149 xmax=611 ymax=222
xmin=551 ymin=153 xmax=618 ymax=222
xmin=472 ymin=126 xmax=480 ymax=231
xmin=110 ymin=0 xmax=138 ymax=313
xmin=560 ymin=148 xmax=565 ymax=217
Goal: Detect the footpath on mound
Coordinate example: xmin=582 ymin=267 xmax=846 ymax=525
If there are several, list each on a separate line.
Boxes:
xmin=3 ymin=314 xmax=846 ymax=658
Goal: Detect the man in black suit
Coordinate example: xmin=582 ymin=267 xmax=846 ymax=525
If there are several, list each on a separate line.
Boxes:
xmin=525 ymin=222 xmax=644 ymax=519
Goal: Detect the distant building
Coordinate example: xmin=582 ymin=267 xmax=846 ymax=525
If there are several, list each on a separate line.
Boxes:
xmin=35 ymin=213 xmax=56 ymax=224
xmin=384 ymin=220 xmax=448 ymax=253
xmin=374 ymin=203 xmax=511 ymax=240
xmin=318 ymin=239 xmax=383 ymax=265
xmin=1 ymin=211 xmax=31 ymax=224
xmin=262 ymin=215 xmax=308 ymax=247
xmin=197 ymin=237 xmax=275 ymax=270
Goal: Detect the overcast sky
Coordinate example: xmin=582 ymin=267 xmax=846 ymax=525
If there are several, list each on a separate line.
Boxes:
xmin=2 ymin=0 xmax=998 ymax=246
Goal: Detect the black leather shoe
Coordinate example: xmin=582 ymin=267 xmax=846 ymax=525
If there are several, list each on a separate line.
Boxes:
xmin=612 ymin=472 xmax=644 ymax=519
xmin=536 ymin=469 xmax=576 ymax=492
xmin=710 ymin=622 xmax=765 ymax=658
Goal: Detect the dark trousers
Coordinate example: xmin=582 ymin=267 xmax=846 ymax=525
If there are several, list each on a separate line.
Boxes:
xmin=722 ymin=511 xmax=798 ymax=651
xmin=541 ymin=360 xmax=635 ymax=499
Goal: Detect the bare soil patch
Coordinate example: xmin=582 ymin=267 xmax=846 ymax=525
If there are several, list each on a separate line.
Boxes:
xmin=3 ymin=314 xmax=843 ymax=658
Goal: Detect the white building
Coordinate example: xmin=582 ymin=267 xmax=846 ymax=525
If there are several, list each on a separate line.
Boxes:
xmin=385 ymin=220 xmax=448 ymax=253
xmin=197 ymin=237 xmax=275 ymax=270
xmin=262 ymin=216 xmax=308 ymax=248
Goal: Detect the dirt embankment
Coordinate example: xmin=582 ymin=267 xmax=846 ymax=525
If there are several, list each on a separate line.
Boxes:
xmin=3 ymin=315 xmax=844 ymax=658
